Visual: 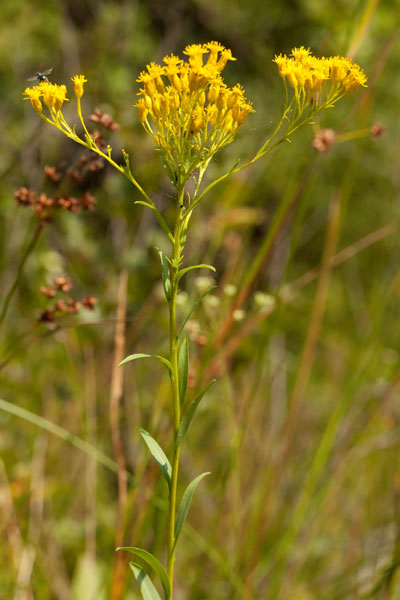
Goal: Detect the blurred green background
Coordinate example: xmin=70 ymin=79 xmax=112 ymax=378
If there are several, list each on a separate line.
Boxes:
xmin=1 ymin=0 xmax=400 ymax=598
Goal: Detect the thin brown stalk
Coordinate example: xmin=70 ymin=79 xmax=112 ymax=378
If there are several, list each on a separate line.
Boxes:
xmin=214 ymin=164 xmax=317 ymax=350
xmin=0 ymin=457 xmax=24 ymax=572
xmin=207 ymin=222 xmax=396 ymax=378
xmin=278 ymin=193 xmax=341 ymax=449
xmin=84 ymin=346 xmax=97 ymax=558
xmin=110 ymin=269 xmax=129 ymax=600
xmin=14 ymin=435 xmax=47 ymax=600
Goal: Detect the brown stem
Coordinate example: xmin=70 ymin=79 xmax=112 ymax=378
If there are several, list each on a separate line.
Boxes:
xmin=110 ymin=269 xmax=129 ymax=600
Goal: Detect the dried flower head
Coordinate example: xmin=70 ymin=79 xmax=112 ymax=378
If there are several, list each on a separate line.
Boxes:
xmin=370 ymin=123 xmax=385 ymax=139
xmin=89 ymin=108 xmax=120 ymax=131
xmin=40 ymin=286 xmax=56 ymax=298
xmin=81 ymin=295 xmax=98 ymax=310
xmin=44 ymin=165 xmax=61 ymax=183
xmin=54 ymin=276 xmax=72 ymax=293
xmin=14 ymin=187 xmax=36 ymax=206
xmin=312 ymin=128 xmax=336 ymax=152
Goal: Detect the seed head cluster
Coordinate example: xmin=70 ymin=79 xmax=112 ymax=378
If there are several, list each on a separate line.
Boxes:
xmin=136 ymin=41 xmax=255 ymax=184
xmin=274 ymin=47 xmax=367 ymax=107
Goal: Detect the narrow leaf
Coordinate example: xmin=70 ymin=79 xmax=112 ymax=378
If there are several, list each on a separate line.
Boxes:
xmin=129 ymin=564 xmax=161 ymax=600
xmin=174 ymin=472 xmax=210 ymax=548
xmin=135 ymin=202 xmax=174 ymax=242
xmin=178 ymin=335 xmax=189 ymax=407
xmin=177 ymin=380 xmax=216 ymax=446
xmin=178 ymin=286 xmax=217 ymax=338
xmin=157 ymin=248 xmax=172 ymax=301
xmin=119 ymin=353 xmax=172 ymax=374
xmin=117 ymin=547 xmax=170 ymax=598
xmin=140 ymin=429 xmax=172 ymax=487
xmin=177 ymin=264 xmax=216 ymax=281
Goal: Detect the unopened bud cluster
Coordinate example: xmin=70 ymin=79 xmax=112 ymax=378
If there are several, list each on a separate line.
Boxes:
xmin=136 ymin=42 xmax=255 ymax=185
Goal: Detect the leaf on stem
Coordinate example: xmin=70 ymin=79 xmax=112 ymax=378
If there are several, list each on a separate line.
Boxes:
xmin=140 ymin=429 xmax=172 ymax=487
xmin=129 ymin=564 xmax=162 ymax=600
xmin=177 ymin=264 xmax=216 ymax=282
xmin=135 ymin=202 xmax=174 ymax=242
xmin=119 ymin=353 xmax=172 ymax=374
xmin=174 ymin=472 xmax=210 ymax=550
xmin=178 ymin=335 xmax=189 ymax=407
xmin=177 ymin=380 xmax=216 ymax=446
xmin=118 ymin=547 xmax=170 ymax=598
xmin=178 ymin=285 xmax=217 ymax=338
xmin=156 ymin=248 xmax=172 ymax=301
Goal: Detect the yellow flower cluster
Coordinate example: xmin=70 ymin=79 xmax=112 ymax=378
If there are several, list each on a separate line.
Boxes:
xmin=274 ymin=46 xmax=367 ymax=106
xmin=24 ymin=81 xmax=69 ymax=115
xmin=136 ymin=41 xmax=255 ymax=184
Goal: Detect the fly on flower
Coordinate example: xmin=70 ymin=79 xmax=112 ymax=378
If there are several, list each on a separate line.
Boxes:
xmin=27 ymin=68 xmax=53 ymax=82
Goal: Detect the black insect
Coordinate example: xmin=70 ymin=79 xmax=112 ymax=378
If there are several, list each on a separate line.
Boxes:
xmin=27 ymin=68 xmax=53 ymax=82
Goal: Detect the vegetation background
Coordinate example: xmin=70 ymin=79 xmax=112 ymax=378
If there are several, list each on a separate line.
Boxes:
xmin=1 ymin=0 xmax=399 ymax=598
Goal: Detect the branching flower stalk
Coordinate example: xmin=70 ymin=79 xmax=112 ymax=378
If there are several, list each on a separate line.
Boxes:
xmin=23 ymin=42 xmax=367 ymax=599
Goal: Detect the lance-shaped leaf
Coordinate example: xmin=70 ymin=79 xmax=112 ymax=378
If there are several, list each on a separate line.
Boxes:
xmin=135 ymin=201 xmax=174 ymax=243
xmin=156 ymin=248 xmax=172 ymax=301
xmin=178 ymin=335 xmax=189 ymax=407
xmin=174 ymin=472 xmax=210 ymax=550
xmin=118 ymin=547 xmax=170 ymax=599
xmin=140 ymin=429 xmax=172 ymax=487
xmin=177 ymin=264 xmax=216 ymax=282
xmin=129 ymin=564 xmax=162 ymax=600
xmin=119 ymin=353 xmax=172 ymax=374
xmin=177 ymin=380 xmax=216 ymax=447
xmin=178 ymin=285 xmax=217 ymax=338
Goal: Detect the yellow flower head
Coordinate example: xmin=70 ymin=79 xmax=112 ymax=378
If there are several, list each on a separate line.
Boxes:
xmin=24 ymin=82 xmax=69 ymax=115
xmin=136 ymin=42 xmax=254 ymax=186
xmin=274 ymin=47 xmax=367 ymax=108
xmin=23 ymin=87 xmax=43 ymax=113
xmin=71 ymin=74 xmax=88 ymax=99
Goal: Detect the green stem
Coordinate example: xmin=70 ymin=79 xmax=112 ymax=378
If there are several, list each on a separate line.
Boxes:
xmin=0 ymin=221 xmax=43 ymax=331
xmin=167 ymin=186 xmax=186 ymax=598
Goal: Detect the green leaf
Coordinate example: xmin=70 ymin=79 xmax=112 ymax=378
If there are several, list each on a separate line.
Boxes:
xmin=117 ymin=547 xmax=170 ymax=598
xmin=157 ymin=248 xmax=172 ymax=301
xmin=178 ymin=286 xmax=217 ymax=338
xmin=140 ymin=429 xmax=172 ymax=487
xmin=177 ymin=380 xmax=216 ymax=446
xmin=119 ymin=353 xmax=172 ymax=374
xmin=177 ymin=264 xmax=216 ymax=281
xmin=129 ymin=564 xmax=162 ymax=600
xmin=174 ymin=472 xmax=210 ymax=549
xmin=178 ymin=335 xmax=189 ymax=407
xmin=135 ymin=202 xmax=174 ymax=242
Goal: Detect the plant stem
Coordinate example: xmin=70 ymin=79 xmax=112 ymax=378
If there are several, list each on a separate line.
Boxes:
xmin=166 ymin=186 xmax=186 ymax=598
xmin=0 ymin=221 xmax=43 ymax=331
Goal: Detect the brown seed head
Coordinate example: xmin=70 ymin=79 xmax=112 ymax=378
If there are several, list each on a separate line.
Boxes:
xmin=14 ymin=187 xmax=36 ymax=206
xmin=81 ymin=295 xmax=98 ymax=310
xmin=370 ymin=123 xmax=385 ymax=140
xmin=54 ymin=276 xmax=72 ymax=293
xmin=55 ymin=299 xmax=68 ymax=313
xmin=44 ymin=165 xmax=61 ymax=183
xmin=39 ymin=307 xmax=56 ymax=323
xmin=40 ymin=286 xmax=56 ymax=298
xmin=312 ymin=128 xmax=336 ymax=153
xmin=66 ymin=298 xmax=81 ymax=313
xmin=89 ymin=108 xmax=120 ymax=131
xmin=80 ymin=192 xmax=96 ymax=211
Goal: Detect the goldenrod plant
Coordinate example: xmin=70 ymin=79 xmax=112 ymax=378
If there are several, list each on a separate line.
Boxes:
xmin=24 ymin=43 xmax=367 ymax=600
